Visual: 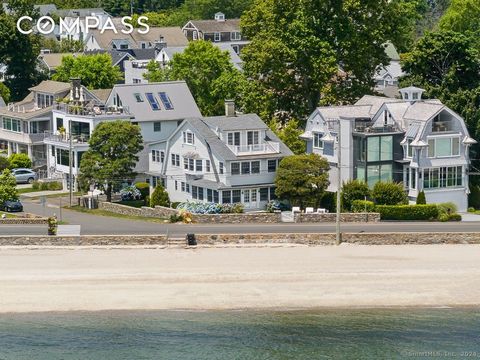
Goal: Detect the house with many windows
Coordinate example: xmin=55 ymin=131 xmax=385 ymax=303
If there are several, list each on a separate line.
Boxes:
xmin=301 ymin=86 xmax=476 ymax=211
xmin=0 ymin=80 xmax=71 ymax=168
xmin=45 ymin=80 xmax=202 ymax=189
xmin=182 ymin=13 xmax=248 ymax=54
xmin=147 ymin=104 xmax=293 ymax=210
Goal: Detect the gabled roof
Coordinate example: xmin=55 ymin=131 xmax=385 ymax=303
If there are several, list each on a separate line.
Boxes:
xmin=183 ymin=115 xmax=293 ymax=161
xmin=131 ymin=27 xmax=188 ymax=47
xmin=89 ymin=89 xmax=112 ymax=104
xmin=28 ymin=80 xmax=71 ymax=95
xmin=111 ymin=81 xmax=201 ymax=122
xmin=34 ymin=4 xmax=58 ymax=16
xmin=38 ymin=53 xmax=82 ymax=70
xmin=403 ymin=101 xmax=444 ymax=121
xmin=127 ymin=48 xmax=157 ymax=60
xmin=83 ymin=49 xmax=133 ymax=66
xmin=355 ymin=95 xmax=404 ymax=115
xmin=384 ymin=42 xmax=400 ymax=61
xmin=202 ymin=114 xmax=268 ymax=131
xmin=315 ymin=105 xmax=372 ymax=120
xmin=187 ymin=19 xmax=241 ymax=33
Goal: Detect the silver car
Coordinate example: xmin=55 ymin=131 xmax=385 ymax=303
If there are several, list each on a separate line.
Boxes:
xmin=12 ymin=168 xmax=37 ymax=184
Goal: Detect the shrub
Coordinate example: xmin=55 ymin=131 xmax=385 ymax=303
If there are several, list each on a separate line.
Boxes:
xmin=448 ymin=213 xmax=462 ymax=221
xmin=468 ymin=184 xmax=480 ymax=209
xmin=40 ymin=182 xmax=50 ymax=191
xmin=341 ymin=180 xmax=370 ymax=211
xmin=169 ymin=213 xmax=183 ymax=223
xmin=48 ymin=181 xmax=63 ymax=190
xmin=376 ymin=205 xmax=439 ymax=220
xmin=416 ymin=191 xmax=426 ymax=204
xmin=135 ymin=182 xmax=150 ymax=200
xmin=176 ymin=202 xmax=244 ymax=214
xmin=437 ymin=202 xmax=458 ymax=216
xmin=32 ymin=180 xmax=40 ymax=190
xmin=438 ymin=213 xmax=449 ymax=222
xmin=320 ymin=191 xmax=336 ymax=213
xmin=266 ymin=200 xmax=291 ymax=212
xmin=120 ymin=185 xmax=142 ymax=201
xmin=232 ymin=203 xmax=244 ymax=214
xmin=372 ymin=182 xmax=408 ymax=205
xmin=171 ymin=202 xmax=181 ymax=209
xmin=0 ymin=156 xmax=9 ymax=171
xmin=8 ymin=153 xmax=32 ymax=169
xmin=150 ymin=185 xmax=170 ymax=207
xmin=468 ymin=207 xmax=476 ymax=213
xmin=351 ymin=200 xmax=376 ymax=213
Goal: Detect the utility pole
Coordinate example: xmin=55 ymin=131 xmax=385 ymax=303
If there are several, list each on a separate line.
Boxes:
xmin=68 ymin=119 xmax=73 ymax=207
xmin=336 ymin=119 xmax=342 ymax=245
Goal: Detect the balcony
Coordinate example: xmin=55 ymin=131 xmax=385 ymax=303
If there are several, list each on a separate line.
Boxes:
xmin=0 ymin=129 xmax=46 ymax=144
xmin=53 ymin=103 xmax=130 ymax=118
xmin=432 ymin=120 xmax=453 ymax=133
xmin=44 ymin=131 xmax=90 ymax=146
xmin=228 ymin=141 xmax=280 ymax=156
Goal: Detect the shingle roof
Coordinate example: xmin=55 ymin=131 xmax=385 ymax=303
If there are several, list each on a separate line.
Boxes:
xmin=89 ymin=89 xmax=112 ymax=104
xmin=127 ymin=48 xmax=157 ymax=60
xmin=316 ymin=105 xmax=373 ymax=120
xmin=403 ymin=101 xmax=444 ymax=121
xmin=83 ymin=49 xmax=132 ymax=65
xmin=111 ymin=81 xmax=201 ymax=122
xmin=28 ymin=80 xmax=71 ymax=94
xmin=202 ymin=114 xmax=268 ymax=131
xmin=355 ymin=95 xmax=404 ymax=115
xmin=189 ymin=19 xmax=241 ymax=33
xmin=38 ymin=53 xmax=82 ymax=70
xmin=185 ymin=115 xmax=293 ymax=161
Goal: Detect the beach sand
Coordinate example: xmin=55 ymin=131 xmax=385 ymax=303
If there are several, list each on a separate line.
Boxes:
xmin=0 ymin=244 xmax=479 ymax=312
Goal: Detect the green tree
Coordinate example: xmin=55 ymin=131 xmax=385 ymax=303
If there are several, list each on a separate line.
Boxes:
xmin=240 ymin=0 xmax=421 ymax=123
xmin=8 ymin=153 xmax=32 ymax=169
xmin=0 ymin=169 xmax=18 ymax=204
xmin=372 ymin=181 xmax=408 ymax=205
xmin=0 ymin=82 xmax=10 ymax=104
xmin=150 ymin=185 xmax=170 ymax=207
xmin=275 ymin=154 xmax=330 ymax=208
xmin=53 ymin=54 xmax=123 ymax=89
xmin=341 ymin=180 xmax=371 ymax=212
xmin=439 ymin=0 xmax=480 ymax=33
xmin=0 ymin=0 xmax=45 ymax=100
xmin=78 ymin=121 xmax=144 ymax=202
xmin=269 ymin=118 xmax=306 ymax=155
xmin=416 ymin=190 xmax=427 ymax=204
xmin=145 ymin=41 xmax=242 ymax=116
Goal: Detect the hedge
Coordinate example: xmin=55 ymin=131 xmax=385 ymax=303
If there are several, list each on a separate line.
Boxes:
xmin=351 ymin=200 xmax=375 ymax=213
xmin=376 ymin=204 xmax=439 ymax=220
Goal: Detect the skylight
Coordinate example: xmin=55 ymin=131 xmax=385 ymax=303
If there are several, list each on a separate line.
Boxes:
xmin=145 ymin=92 xmax=160 ymax=110
xmin=159 ymin=92 xmax=174 ymax=110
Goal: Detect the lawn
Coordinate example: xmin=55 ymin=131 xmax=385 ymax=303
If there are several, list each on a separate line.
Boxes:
xmin=115 ymin=200 xmax=146 ymax=208
xmin=17 ymin=187 xmax=42 ymax=194
xmin=0 ymin=211 xmax=17 ymax=218
xmin=67 ymin=206 xmax=168 ymax=223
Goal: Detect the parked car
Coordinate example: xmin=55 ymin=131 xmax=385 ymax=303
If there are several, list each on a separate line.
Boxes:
xmin=11 ymin=168 xmax=37 ymax=184
xmin=1 ymin=199 xmax=23 ymax=212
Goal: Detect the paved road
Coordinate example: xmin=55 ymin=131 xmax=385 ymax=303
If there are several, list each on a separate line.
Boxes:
xmin=0 ymin=198 xmax=478 ymax=236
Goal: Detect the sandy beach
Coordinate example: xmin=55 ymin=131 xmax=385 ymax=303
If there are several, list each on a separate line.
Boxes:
xmin=0 ymin=244 xmax=479 ymax=312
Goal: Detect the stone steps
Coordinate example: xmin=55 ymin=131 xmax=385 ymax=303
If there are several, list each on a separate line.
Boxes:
xmin=167 ymin=238 xmax=187 ymax=247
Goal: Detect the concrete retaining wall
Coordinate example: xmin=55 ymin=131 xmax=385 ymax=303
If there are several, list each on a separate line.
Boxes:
xmin=294 ymin=213 xmax=380 ymax=223
xmin=98 ymin=202 xmax=177 ymax=218
xmin=0 ymin=232 xmax=479 ymax=246
xmin=192 ymin=212 xmax=281 ymax=224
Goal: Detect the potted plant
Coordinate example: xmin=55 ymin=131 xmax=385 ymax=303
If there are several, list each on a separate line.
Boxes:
xmin=58 ymin=126 xmax=66 ymax=139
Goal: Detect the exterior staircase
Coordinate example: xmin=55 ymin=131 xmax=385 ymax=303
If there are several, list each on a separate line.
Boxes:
xmin=167 ymin=237 xmax=187 ymax=247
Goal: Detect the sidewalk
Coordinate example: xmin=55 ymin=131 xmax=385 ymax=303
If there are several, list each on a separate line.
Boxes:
xmin=20 ymin=190 xmax=70 ymax=198
xmin=460 ymin=212 xmax=480 ymax=222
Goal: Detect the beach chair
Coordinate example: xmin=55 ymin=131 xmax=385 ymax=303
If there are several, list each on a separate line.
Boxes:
xmin=292 ymin=206 xmax=301 ymax=215
xmin=305 ymin=207 xmax=314 ymax=214
xmin=316 ymin=208 xmax=326 ymax=214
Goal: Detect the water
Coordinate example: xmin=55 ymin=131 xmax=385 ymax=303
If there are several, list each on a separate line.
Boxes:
xmin=0 ymin=308 xmax=479 ymax=359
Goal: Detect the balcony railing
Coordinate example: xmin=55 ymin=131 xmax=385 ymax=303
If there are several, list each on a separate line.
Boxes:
xmin=228 ymin=141 xmax=280 ymax=156
xmin=53 ymin=103 xmax=130 ymax=117
xmin=44 ymin=131 xmax=90 ymax=145
xmin=0 ymin=129 xmax=46 ymax=144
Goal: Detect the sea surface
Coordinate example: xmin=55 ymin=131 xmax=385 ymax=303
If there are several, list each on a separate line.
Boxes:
xmin=0 ymin=308 xmax=479 ymax=359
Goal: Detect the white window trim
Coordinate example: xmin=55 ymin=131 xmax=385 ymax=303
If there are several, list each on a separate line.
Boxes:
xmin=426 ymin=135 xmax=462 ymax=159
xmin=313 ymin=133 xmax=324 ymax=149
xmin=214 ymin=32 xmax=221 ymax=42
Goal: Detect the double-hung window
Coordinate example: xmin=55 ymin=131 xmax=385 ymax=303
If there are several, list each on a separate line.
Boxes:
xmin=183 ymin=131 xmax=195 ymax=145
xmin=214 ymin=32 xmax=221 ymax=42
xmin=171 ymin=153 xmax=180 ymax=166
xmin=268 ymin=159 xmax=277 ymax=172
xmin=313 ymin=133 xmax=323 ymax=149
xmin=153 ymin=122 xmax=161 ymax=132
xmin=206 ymin=160 xmax=211 ymax=172
xmin=241 ymin=162 xmax=250 ymax=175
xmin=251 ymin=161 xmax=260 ymax=174
xmin=227 ymin=132 xmax=240 ymax=146
xmin=196 ymin=159 xmax=203 ymax=172
xmin=247 ymin=131 xmax=259 ymax=145
xmin=231 ymin=162 xmax=240 ymax=175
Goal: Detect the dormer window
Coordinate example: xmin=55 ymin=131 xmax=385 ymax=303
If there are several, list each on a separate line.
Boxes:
xmin=404 ymin=92 xmax=409 ymax=100
xmin=227 ymin=131 xmax=240 ymax=146
xmin=215 ymin=12 xmax=225 ymax=21
xmin=247 ymin=130 xmax=259 ymax=145
xmin=412 ymin=92 xmax=419 ymax=100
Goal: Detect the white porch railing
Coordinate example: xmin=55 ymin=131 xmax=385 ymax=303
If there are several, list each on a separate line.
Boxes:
xmin=228 ymin=141 xmax=280 ymax=156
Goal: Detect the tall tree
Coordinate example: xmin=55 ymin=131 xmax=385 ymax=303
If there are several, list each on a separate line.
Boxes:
xmin=275 ymin=154 xmax=330 ymax=208
xmin=0 ymin=169 xmax=18 ymax=204
xmin=145 ymin=41 xmax=242 ymax=116
xmin=240 ymin=0 xmax=421 ymax=123
xmin=439 ymin=0 xmax=480 ymax=34
xmin=0 ymin=0 xmax=45 ymax=101
xmin=53 ymin=54 xmax=123 ymax=89
xmin=78 ymin=121 xmax=144 ymax=202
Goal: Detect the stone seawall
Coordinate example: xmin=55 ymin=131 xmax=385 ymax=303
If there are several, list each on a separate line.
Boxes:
xmin=192 ymin=212 xmax=281 ymax=224
xmin=294 ymin=213 xmax=380 ymax=223
xmin=98 ymin=202 xmax=177 ymax=218
xmin=0 ymin=232 xmax=479 ymax=246
xmin=0 ymin=218 xmax=48 ymax=225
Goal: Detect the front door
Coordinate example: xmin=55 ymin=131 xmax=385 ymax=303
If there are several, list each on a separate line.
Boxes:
xmin=243 ymin=189 xmax=258 ymax=209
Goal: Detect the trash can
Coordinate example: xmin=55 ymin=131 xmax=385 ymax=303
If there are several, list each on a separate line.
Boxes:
xmin=186 ymin=233 xmax=197 ymax=246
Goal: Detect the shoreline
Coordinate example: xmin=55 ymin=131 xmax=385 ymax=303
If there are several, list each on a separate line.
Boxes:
xmin=1 ymin=245 xmax=479 ymax=313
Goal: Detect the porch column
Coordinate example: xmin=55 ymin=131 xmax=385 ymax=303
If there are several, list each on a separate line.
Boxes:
xmin=27 ymin=145 xmax=33 ymax=159
xmin=7 ymin=141 xmax=12 ymax=156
